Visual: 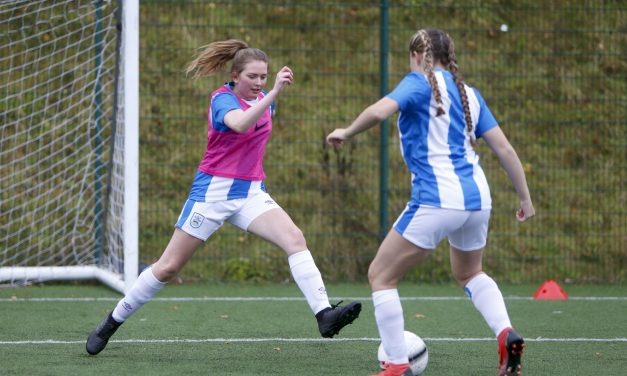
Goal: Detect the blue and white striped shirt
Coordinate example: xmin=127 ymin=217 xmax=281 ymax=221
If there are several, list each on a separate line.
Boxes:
xmin=188 ymin=171 xmax=267 ymax=202
xmin=387 ymin=68 xmax=498 ymax=210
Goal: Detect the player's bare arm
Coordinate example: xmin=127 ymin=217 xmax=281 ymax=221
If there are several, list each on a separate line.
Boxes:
xmin=482 ymin=126 xmax=535 ymax=222
xmin=326 ymin=97 xmax=398 ymax=147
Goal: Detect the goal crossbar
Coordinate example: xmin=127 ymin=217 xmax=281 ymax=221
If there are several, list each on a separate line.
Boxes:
xmin=0 ymin=266 xmax=125 ymax=292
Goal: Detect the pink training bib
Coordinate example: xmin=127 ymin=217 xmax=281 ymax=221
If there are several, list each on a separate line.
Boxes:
xmin=198 ymin=86 xmax=272 ymax=180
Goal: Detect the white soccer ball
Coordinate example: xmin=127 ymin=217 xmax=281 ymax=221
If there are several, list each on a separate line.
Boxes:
xmin=377 ymin=330 xmax=428 ymax=375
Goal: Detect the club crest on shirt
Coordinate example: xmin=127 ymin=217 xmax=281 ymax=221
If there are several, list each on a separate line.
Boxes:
xmin=190 ymin=212 xmax=205 ymax=228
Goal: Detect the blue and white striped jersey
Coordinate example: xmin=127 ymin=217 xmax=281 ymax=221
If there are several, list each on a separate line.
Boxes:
xmin=187 ymin=170 xmax=267 ymax=202
xmin=386 ymin=68 xmax=498 ymax=210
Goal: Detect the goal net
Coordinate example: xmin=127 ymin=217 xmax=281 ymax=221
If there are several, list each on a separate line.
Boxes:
xmin=0 ymin=0 xmax=138 ymax=293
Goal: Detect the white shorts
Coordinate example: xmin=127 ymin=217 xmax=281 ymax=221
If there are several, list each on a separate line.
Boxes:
xmin=175 ymin=192 xmax=281 ymax=241
xmin=393 ymin=203 xmax=491 ymax=251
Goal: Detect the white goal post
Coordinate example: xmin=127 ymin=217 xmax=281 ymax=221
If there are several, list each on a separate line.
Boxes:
xmin=0 ymin=0 xmax=139 ymax=293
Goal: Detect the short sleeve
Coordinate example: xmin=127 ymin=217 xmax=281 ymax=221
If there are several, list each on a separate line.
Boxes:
xmin=263 ymin=90 xmax=275 ymax=116
xmin=473 ymin=88 xmax=498 ymax=137
xmin=211 ymin=92 xmax=241 ymax=132
xmin=386 ymin=73 xmax=430 ymax=111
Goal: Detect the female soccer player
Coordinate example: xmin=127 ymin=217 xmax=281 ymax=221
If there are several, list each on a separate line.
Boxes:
xmin=86 ymin=39 xmax=361 ymax=355
xmin=326 ymin=29 xmax=534 ymax=376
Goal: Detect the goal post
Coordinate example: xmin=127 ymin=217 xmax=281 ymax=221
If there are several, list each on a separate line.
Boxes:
xmin=0 ymin=0 xmax=139 ymax=293
xmin=122 ymin=0 xmax=139 ymax=291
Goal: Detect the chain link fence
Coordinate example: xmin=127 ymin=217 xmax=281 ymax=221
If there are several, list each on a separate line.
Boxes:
xmin=138 ymin=0 xmax=626 ymax=283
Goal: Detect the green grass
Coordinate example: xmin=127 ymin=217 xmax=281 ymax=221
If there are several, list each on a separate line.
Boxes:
xmin=1 ymin=282 xmax=625 ymax=375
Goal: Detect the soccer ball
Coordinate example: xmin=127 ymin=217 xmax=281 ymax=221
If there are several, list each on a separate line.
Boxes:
xmin=377 ymin=330 xmax=428 ymax=375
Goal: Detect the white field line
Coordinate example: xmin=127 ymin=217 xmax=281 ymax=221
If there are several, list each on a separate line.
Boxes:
xmin=1 ymin=296 xmax=627 ymax=302
xmin=3 ymin=296 xmax=624 ymax=346
xmin=1 ymin=337 xmax=626 ymax=345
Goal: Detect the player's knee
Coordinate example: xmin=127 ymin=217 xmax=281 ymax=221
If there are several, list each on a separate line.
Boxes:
xmin=282 ymin=226 xmax=307 ymax=251
xmin=452 ymin=270 xmax=482 ymax=287
xmin=368 ymin=265 xmax=397 ymax=290
xmin=152 ymin=262 xmax=181 ymax=282
xmin=367 ymin=268 xmax=377 ymax=287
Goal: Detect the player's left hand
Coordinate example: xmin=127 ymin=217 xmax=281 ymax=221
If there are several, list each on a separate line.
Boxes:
xmin=274 ymin=66 xmax=294 ymax=91
xmin=516 ymin=200 xmax=535 ymax=222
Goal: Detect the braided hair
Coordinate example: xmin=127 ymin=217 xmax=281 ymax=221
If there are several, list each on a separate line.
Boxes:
xmin=409 ymin=29 xmax=476 ymax=146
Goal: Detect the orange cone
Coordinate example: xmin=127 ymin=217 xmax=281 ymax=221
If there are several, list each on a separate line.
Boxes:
xmin=533 ymin=279 xmax=568 ymax=300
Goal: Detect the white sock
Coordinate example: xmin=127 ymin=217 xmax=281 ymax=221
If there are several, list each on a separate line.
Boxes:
xmin=112 ymin=267 xmax=167 ymax=323
xmin=464 ymin=273 xmax=511 ymax=336
xmin=288 ymin=250 xmax=331 ymax=315
xmin=373 ymin=289 xmax=408 ymax=364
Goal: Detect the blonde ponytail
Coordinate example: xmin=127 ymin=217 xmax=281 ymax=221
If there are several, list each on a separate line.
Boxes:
xmin=185 ymin=39 xmax=249 ymax=80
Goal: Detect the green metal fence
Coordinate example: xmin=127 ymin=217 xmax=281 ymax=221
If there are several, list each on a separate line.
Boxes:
xmin=138 ymin=0 xmax=626 ymax=283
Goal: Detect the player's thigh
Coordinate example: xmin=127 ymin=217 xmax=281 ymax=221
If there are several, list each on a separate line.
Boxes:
xmin=155 ymin=199 xmax=239 ymax=280
xmin=449 ymin=246 xmax=484 ymax=286
xmin=368 ymin=229 xmax=430 ymax=290
xmin=232 ymin=193 xmax=306 ymax=254
xmin=152 ymin=228 xmax=204 ymax=280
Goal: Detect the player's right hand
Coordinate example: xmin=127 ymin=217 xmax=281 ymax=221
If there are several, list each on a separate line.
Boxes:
xmin=326 ymin=128 xmax=349 ymax=148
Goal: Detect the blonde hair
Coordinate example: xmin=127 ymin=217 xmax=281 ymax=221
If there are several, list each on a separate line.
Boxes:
xmin=185 ymin=39 xmax=269 ymax=80
xmin=409 ymin=29 xmax=476 ymax=146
